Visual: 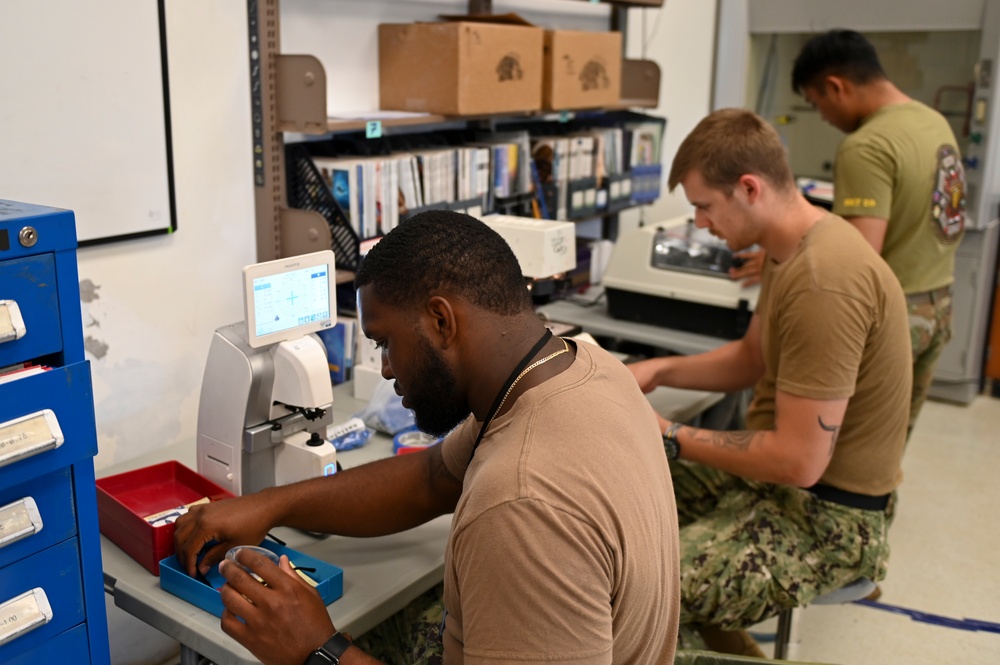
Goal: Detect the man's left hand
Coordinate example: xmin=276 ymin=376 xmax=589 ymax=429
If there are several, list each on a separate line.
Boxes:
xmin=218 ymin=550 xmax=336 ymax=665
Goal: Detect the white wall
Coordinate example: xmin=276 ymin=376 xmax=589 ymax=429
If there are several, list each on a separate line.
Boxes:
xmin=85 ymin=2 xmax=255 ymax=474
xmin=747 ymin=0 xmax=985 ymax=32
xmin=71 ymin=1 xmax=717 ymax=663
xmin=620 ymin=0 xmax=718 ymax=232
xmin=88 ymin=1 xmax=255 ymax=663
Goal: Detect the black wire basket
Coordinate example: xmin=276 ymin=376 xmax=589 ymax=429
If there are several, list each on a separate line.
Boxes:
xmin=285 ymin=143 xmax=361 ymax=273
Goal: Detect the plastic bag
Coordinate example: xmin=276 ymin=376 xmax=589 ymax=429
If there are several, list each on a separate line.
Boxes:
xmin=327 ymin=417 xmax=372 ymax=452
xmin=356 ymin=378 xmax=416 ymax=435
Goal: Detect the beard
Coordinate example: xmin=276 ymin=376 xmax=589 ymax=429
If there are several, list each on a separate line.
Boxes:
xmin=407 ymin=333 xmax=470 ymax=436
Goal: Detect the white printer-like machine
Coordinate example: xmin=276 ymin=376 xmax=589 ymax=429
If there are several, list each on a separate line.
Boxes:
xmin=196 ymin=250 xmax=339 ymax=496
xmin=481 ymin=215 xmax=577 ymax=300
xmin=602 ymin=216 xmax=760 ymax=339
xmin=481 ymin=215 xmax=576 ymax=276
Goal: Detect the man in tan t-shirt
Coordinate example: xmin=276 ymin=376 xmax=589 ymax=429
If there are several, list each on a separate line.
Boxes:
xmin=174 ymin=211 xmax=680 ymax=665
xmin=628 ymin=109 xmax=911 ymax=656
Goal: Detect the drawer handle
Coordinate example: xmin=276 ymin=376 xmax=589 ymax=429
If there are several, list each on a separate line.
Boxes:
xmin=0 ymin=588 xmax=52 ymax=647
xmin=0 ymin=410 xmax=64 ymax=469
xmin=0 ymin=497 xmax=43 ymax=549
xmin=0 ymin=300 xmax=26 ymax=344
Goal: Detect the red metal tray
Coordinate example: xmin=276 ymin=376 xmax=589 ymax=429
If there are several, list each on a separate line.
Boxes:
xmin=96 ymin=461 xmax=234 ymax=575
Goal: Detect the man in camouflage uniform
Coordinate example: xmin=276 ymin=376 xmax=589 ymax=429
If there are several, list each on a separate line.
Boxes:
xmin=628 ymin=109 xmax=911 ymax=656
xmin=792 ymin=30 xmax=966 ymax=436
xmin=354 ymin=583 xmax=446 ymax=665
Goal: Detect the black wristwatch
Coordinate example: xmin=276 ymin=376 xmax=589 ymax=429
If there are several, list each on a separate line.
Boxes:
xmin=662 ymin=422 xmax=683 ymax=461
xmin=304 ymin=632 xmax=353 ymax=665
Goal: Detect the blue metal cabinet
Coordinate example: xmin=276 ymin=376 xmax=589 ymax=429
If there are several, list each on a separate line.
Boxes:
xmin=0 ymin=200 xmax=110 ymax=665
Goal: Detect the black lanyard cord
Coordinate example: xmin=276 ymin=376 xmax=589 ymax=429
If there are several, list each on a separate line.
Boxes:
xmin=470 ymin=328 xmax=553 ymax=458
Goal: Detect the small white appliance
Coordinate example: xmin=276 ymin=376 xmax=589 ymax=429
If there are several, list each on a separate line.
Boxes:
xmin=196 ymin=250 xmax=339 ymax=495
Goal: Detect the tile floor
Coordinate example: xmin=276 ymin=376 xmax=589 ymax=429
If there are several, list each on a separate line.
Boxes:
xmin=749 ymin=395 xmax=1000 ymax=664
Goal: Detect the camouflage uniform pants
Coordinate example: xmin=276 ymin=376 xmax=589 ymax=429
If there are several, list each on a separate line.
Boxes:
xmin=672 ymin=460 xmax=891 ymax=631
xmin=352 ymin=582 xmax=445 ymax=665
xmin=907 ymin=288 xmax=953 ymax=438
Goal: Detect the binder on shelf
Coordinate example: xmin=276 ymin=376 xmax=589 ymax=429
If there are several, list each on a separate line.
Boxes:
xmin=312 ymin=157 xmax=362 ymax=235
xmin=531 ymin=136 xmax=569 ymax=220
xmin=567 ymin=177 xmax=599 ymax=220
xmin=399 ymin=198 xmax=484 ymax=224
xmin=629 ymin=164 xmax=662 ymax=205
xmin=492 ymin=191 xmax=536 ymax=219
xmin=529 ymin=161 xmax=550 ymax=220
xmin=284 ymin=145 xmax=361 ymax=272
xmin=316 ymin=317 xmax=357 ymax=385
xmin=604 ymin=172 xmax=633 ymax=213
xmin=287 ymin=110 xmax=665 ymax=241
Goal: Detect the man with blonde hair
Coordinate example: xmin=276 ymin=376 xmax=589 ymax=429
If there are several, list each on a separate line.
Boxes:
xmin=629 ymin=108 xmax=911 ymax=655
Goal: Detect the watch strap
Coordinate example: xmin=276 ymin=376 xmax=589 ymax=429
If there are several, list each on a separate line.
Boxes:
xmin=662 ymin=422 xmax=683 ymax=461
xmin=304 ymin=632 xmax=353 ymax=665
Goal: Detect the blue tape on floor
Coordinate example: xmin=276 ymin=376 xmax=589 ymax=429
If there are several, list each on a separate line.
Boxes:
xmin=854 ymin=599 xmax=1000 ymax=634
xmin=750 ymin=600 xmax=1000 ymax=644
xmin=748 ymin=632 xmax=776 ymax=644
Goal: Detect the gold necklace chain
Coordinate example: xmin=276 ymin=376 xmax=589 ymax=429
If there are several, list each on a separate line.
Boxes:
xmin=483 ymin=338 xmax=569 ymax=433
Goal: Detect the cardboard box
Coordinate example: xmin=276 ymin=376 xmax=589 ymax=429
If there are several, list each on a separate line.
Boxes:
xmin=96 ymin=461 xmax=235 ymax=575
xmin=379 ymin=15 xmax=543 ymax=116
xmin=543 ymin=30 xmax=622 ymax=111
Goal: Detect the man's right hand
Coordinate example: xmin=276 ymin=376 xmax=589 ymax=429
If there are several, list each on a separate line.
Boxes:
xmin=729 ymin=249 xmax=765 ymax=287
xmin=173 ymin=493 xmax=276 ymax=578
xmin=627 ymin=358 xmax=664 ymax=394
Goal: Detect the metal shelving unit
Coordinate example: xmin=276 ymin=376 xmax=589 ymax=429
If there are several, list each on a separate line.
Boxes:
xmin=247 ymin=0 xmax=664 ymax=262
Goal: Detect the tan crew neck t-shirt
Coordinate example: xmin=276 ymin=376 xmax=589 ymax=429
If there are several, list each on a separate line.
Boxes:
xmin=440 ymin=340 xmax=680 ymax=665
xmin=748 ymin=214 xmax=911 ymax=495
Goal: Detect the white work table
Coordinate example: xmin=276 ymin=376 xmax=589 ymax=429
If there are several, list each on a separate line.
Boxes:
xmin=102 ymin=379 xmax=721 ymax=665
xmin=101 ymin=384 xmax=450 ymax=665
xmin=537 ymin=287 xmax=730 ymax=357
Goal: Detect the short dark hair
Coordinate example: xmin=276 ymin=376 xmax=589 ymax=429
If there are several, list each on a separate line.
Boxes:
xmin=668 ymin=108 xmax=794 ymax=194
xmin=791 ymin=29 xmax=887 ymax=94
xmin=354 ymin=210 xmax=532 ymax=316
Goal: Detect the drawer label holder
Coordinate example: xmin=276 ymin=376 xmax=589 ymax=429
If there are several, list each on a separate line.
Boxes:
xmin=0 ymin=497 xmax=42 ymax=549
xmin=0 ymin=410 xmax=64 ymax=469
xmin=0 ymin=588 xmax=52 ymax=647
xmin=0 ymin=300 xmax=27 ymax=344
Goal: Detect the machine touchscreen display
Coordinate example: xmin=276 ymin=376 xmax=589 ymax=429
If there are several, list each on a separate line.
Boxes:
xmin=243 ymin=250 xmax=337 ymax=348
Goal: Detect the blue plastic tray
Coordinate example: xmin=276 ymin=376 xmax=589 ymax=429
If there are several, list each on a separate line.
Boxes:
xmin=159 ymin=540 xmax=344 ymax=617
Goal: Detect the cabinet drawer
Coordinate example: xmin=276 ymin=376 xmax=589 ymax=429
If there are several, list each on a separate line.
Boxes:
xmin=0 ymin=254 xmax=63 ymax=368
xmin=0 ymin=538 xmax=85 ymax=663
xmin=6 ymin=623 xmax=90 ymax=665
xmin=0 ymin=362 xmax=98 ymax=488
xmin=0 ymin=468 xmax=77 ymax=570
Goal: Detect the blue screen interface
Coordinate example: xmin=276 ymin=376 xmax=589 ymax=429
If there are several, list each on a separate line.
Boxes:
xmin=253 ymin=266 xmax=330 ymax=338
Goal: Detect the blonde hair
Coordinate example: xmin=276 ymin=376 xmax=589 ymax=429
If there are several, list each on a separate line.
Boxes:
xmin=668 ymin=109 xmax=795 ymax=195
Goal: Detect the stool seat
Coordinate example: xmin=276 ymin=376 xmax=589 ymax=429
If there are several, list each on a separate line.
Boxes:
xmin=811 ymin=578 xmax=878 ymax=605
xmin=773 ymin=578 xmax=875 ymax=660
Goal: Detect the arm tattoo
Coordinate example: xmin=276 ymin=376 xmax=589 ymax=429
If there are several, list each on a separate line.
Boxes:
xmin=818 ymin=416 xmax=841 ymax=456
xmin=694 ymin=429 xmax=760 ymax=452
